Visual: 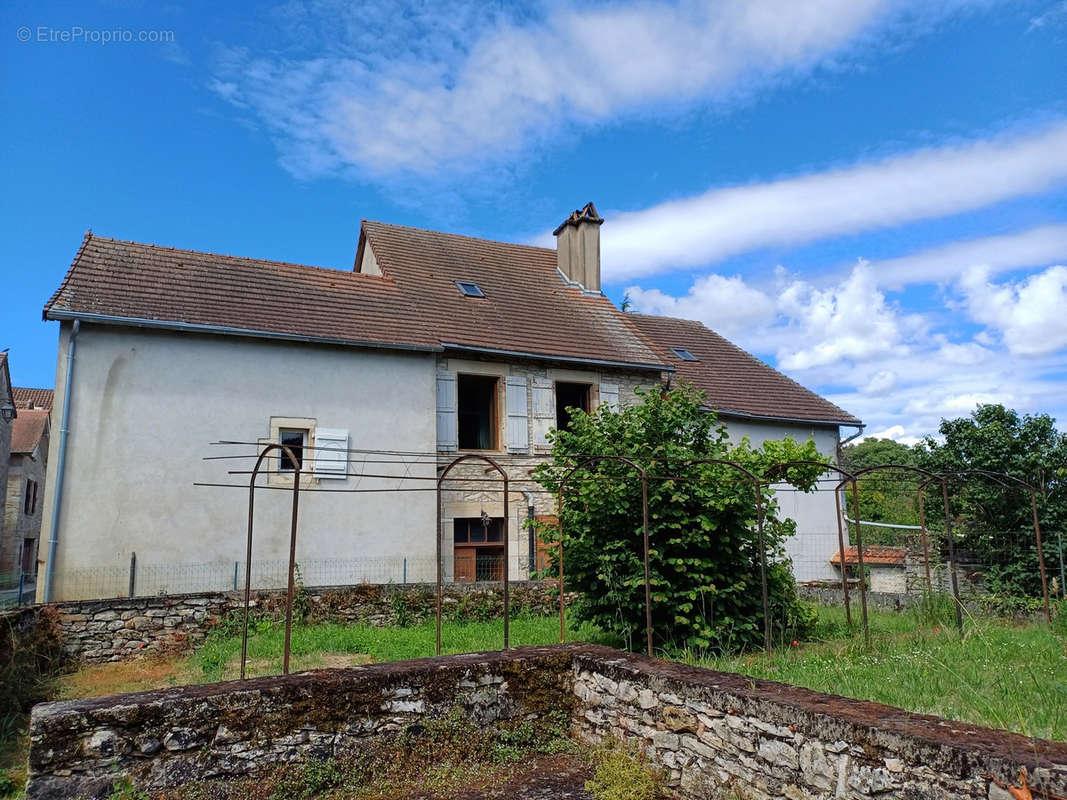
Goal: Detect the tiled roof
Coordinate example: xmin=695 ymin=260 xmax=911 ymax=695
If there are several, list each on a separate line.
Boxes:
xmin=44 ymin=234 xmax=440 ymax=351
xmin=830 ymin=546 xmax=909 ymax=566
xmin=359 ymin=221 xmax=664 ymax=368
xmin=13 ymin=387 xmax=54 ymax=411
xmin=10 ymin=408 xmax=48 ymax=454
xmin=623 ymin=313 xmax=861 ymax=426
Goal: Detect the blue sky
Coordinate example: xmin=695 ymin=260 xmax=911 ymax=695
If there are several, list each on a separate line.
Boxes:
xmin=2 ymin=0 xmax=1066 ymax=442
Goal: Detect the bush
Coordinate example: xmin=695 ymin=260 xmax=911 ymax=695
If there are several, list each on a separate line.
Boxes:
xmin=534 ymin=386 xmax=822 ymax=654
xmin=0 ymin=607 xmax=66 ymax=747
xmin=585 ymin=744 xmax=663 ymax=800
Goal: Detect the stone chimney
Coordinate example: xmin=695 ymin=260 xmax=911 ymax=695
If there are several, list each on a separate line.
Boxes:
xmin=553 ymin=202 xmax=603 ymax=292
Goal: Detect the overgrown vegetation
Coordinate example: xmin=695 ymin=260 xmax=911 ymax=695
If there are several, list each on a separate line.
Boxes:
xmin=156 ymin=707 xmax=577 ymax=800
xmin=534 ymin=385 xmax=824 ymax=653
xmin=585 ymin=743 xmax=664 ymax=800
xmin=698 ymin=602 xmax=1067 ymax=741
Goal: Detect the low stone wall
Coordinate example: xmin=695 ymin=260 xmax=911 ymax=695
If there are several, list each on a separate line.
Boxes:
xmin=26 ymin=645 xmax=1067 ymax=799
xmin=573 ymin=648 xmax=1067 ymax=798
xmin=52 ymin=581 xmax=565 ymax=663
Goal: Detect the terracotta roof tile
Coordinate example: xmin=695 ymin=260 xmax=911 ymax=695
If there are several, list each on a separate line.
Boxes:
xmin=360 ymin=221 xmax=664 ymax=368
xmin=623 ymin=313 xmax=861 ymax=426
xmin=13 ymin=387 xmax=53 ymax=411
xmin=44 ymin=234 xmax=440 ymax=351
xmin=830 ymin=546 xmax=908 ymax=566
xmin=10 ymin=409 xmax=48 ymax=454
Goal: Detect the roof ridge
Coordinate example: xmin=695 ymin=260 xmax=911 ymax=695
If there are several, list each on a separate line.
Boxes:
xmin=81 ymin=234 xmax=394 ymax=280
xmin=363 ymin=219 xmax=557 ymax=255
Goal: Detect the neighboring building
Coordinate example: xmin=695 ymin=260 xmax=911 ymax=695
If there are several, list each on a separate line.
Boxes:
xmin=830 ymin=546 xmax=909 ymax=593
xmin=0 ymin=353 xmax=16 ymax=560
xmin=13 ymin=387 xmax=54 ymax=412
xmin=2 ymin=408 xmax=50 ymax=577
xmin=37 ymin=204 xmax=861 ymax=601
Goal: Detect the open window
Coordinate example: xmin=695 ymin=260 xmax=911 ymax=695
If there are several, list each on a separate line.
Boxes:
xmin=458 ymin=374 xmax=499 ymax=450
xmin=278 ymin=428 xmax=307 ymax=472
xmin=555 ymin=382 xmax=590 ymax=431
xmin=453 ymin=517 xmax=505 ymax=582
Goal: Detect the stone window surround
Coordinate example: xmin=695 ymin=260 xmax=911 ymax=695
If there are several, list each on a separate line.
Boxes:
xmin=261 ymin=416 xmax=320 ymax=488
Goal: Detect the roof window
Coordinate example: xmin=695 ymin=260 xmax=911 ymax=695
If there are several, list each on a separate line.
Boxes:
xmin=456 ymin=281 xmax=486 ymax=298
xmin=670 ymin=347 xmax=699 ymax=361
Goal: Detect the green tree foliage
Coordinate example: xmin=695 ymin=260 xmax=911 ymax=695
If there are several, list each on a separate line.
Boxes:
xmin=533 ymin=385 xmax=825 ymax=654
xmin=841 ymin=437 xmax=922 ymax=543
xmin=915 ymin=404 xmax=1066 ymax=597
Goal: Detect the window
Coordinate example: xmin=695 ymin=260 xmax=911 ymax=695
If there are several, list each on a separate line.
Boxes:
xmin=21 ymin=538 xmax=37 ymax=575
xmin=670 ymin=347 xmax=699 ymax=361
xmin=453 ymin=517 xmax=504 ymax=582
xmin=458 ymin=374 xmax=499 ymax=450
xmin=456 ymin=280 xmax=486 ymax=298
xmin=555 ymin=382 xmax=590 ymax=432
xmin=278 ymin=428 xmax=307 ymax=472
xmin=24 ymin=480 xmax=37 ymax=516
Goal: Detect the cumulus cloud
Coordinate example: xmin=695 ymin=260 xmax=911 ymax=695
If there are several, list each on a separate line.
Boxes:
xmin=600 ymin=123 xmax=1067 ymax=280
xmin=959 ymin=265 xmax=1067 ymax=356
xmin=625 ymin=273 xmax=776 ymax=338
xmin=858 ymin=425 xmax=923 ymax=446
xmin=213 ymin=0 xmax=995 ymax=179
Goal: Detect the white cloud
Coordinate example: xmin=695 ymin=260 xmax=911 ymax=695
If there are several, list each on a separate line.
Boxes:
xmin=600 ymin=123 xmax=1067 ymax=280
xmin=214 ymin=0 xmax=993 ymax=179
xmin=871 ymin=224 xmax=1067 ymax=289
xmin=959 ymin=265 xmax=1067 ymax=356
xmin=625 ymin=274 xmax=776 ymax=339
xmin=857 ymin=425 xmax=923 ymax=446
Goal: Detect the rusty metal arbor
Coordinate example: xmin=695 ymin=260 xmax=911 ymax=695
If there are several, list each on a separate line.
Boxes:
xmin=554 ymin=456 xmax=651 ymax=655
xmin=435 ymin=454 xmax=510 ymax=656
xmin=239 ymin=442 xmax=303 ymax=680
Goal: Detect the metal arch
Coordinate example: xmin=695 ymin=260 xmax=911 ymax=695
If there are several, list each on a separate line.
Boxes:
xmin=935 ymin=470 xmax=1051 ymax=624
xmin=680 ymin=459 xmax=773 ymax=651
xmin=764 ymin=461 xmax=859 ymax=632
xmin=555 ymin=456 xmax=652 ymax=656
xmin=241 ymin=442 xmax=302 ymax=680
xmin=435 ymin=454 xmax=511 ymax=656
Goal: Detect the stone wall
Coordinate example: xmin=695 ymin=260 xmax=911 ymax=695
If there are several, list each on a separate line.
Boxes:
xmin=52 ymin=581 xmax=565 ymax=663
xmin=26 ymin=645 xmax=578 ymax=800
xmin=26 ymin=644 xmax=1067 ymax=800
xmin=572 ymin=648 xmax=1067 ymax=799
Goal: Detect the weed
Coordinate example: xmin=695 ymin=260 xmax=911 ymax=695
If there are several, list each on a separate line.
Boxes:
xmin=108 ymin=778 xmax=149 ymax=800
xmin=585 ymin=743 xmax=664 ymax=800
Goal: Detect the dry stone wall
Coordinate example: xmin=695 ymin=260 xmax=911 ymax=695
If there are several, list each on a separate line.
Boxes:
xmin=24 ymin=645 xmax=1067 ymax=800
xmin=52 ymin=581 xmax=565 ymax=663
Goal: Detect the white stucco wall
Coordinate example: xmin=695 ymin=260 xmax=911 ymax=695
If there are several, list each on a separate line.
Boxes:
xmin=721 ymin=417 xmax=844 ymax=582
xmin=38 ymin=324 xmax=438 ymax=601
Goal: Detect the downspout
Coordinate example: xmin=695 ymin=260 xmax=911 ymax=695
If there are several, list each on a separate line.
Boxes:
xmin=43 ymin=319 xmax=79 ymax=603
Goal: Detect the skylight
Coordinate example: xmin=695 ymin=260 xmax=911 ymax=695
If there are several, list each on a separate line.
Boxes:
xmin=456 ymin=280 xmax=486 ymax=298
xmin=671 ymin=347 xmax=699 ymax=361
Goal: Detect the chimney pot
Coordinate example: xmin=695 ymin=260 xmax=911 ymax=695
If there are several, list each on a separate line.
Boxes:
xmin=553 ymin=202 xmax=603 ymax=292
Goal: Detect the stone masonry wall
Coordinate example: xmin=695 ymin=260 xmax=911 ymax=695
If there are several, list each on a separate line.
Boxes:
xmin=26 ymin=645 xmax=578 ymax=800
xmin=25 ymin=644 xmax=1067 ymax=800
xmin=572 ymin=648 xmax=1067 ymax=799
xmin=53 ymin=581 xmax=565 ymax=663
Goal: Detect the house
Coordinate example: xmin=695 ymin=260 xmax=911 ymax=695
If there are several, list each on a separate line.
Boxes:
xmin=0 ymin=352 xmax=16 ymax=562
xmin=830 ymin=546 xmax=910 ymax=593
xmin=37 ymin=204 xmax=861 ymax=601
xmin=2 ymin=408 xmax=50 ymax=579
xmin=13 ymin=387 xmax=54 ymax=412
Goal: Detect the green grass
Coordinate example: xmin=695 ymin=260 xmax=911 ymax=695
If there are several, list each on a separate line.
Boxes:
xmin=694 ymin=604 xmax=1067 ymax=742
xmin=193 ymin=614 xmax=616 ymax=682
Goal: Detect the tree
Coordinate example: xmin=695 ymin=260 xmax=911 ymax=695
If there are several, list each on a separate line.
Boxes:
xmin=916 ymin=404 xmax=1067 ymax=597
xmin=841 ymin=438 xmax=922 ymax=539
xmin=533 ymin=385 xmax=824 ymax=654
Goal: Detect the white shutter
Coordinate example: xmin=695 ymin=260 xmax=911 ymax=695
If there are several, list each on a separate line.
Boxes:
xmin=313 ymin=428 xmax=349 ymax=478
xmin=532 ymin=378 xmax=556 ymax=449
xmin=436 ymin=372 xmax=458 ymax=451
xmin=505 ymin=376 xmax=529 ymax=453
xmin=599 ymin=383 xmax=620 ymax=411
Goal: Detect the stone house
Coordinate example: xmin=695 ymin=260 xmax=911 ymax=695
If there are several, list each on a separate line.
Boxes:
xmin=830 ymin=546 xmax=910 ymax=593
xmin=2 ymin=408 xmax=50 ymax=576
xmin=37 ymin=204 xmax=860 ymax=601
xmin=0 ymin=352 xmax=16 ymax=563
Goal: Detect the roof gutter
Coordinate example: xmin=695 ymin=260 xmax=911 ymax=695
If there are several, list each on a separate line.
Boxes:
xmin=440 ymin=342 xmax=671 ymax=373
xmin=44 ymin=310 xmax=442 ymax=354
xmin=43 ymin=319 xmax=79 ymax=603
xmin=712 ymin=407 xmax=864 ymax=430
